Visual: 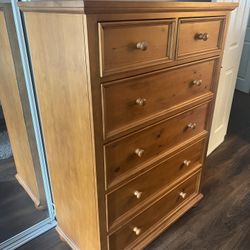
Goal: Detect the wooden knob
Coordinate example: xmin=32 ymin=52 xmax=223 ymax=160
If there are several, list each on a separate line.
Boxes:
xmin=202 ymin=33 xmax=209 ymax=41
xmin=183 ymin=160 xmax=191 ymax=167
xmin=192 ymin=79 xmax=202 ymax=86
xmin=136 ymin=41 xmax=148 ymax=51
xmin=187 ymin=123 xmax=197 ymax=129
xmin=179 ymin=192 xmax=187 ymax=199
xmin=135 ymin=148 xmax=144 ymax=157
xmin=134 ymin=190 xmax=142 ymax=199
xmin=133 ymin=227 xmax=141 ymax=235
xmin=195 ymin=32 xmax=209 ymax=41
xmin=135 ymin=98 xmax=146 ymax=106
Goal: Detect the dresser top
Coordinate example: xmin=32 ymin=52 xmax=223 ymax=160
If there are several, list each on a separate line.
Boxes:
xmin=19 ymin=1 xmax=238 ymax=14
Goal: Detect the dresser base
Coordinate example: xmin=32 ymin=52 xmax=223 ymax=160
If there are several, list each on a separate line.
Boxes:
xmin=15 ymin=173 xmax=41 ymax=209
xmin=56 ymin=226 xmax=80 ymax=250
xmin=56 ymin=193 xmax=203 ymax=250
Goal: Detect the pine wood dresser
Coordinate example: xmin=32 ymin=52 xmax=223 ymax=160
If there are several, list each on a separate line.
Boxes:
xmin=19 ymin=1 xmax=237 ymax=249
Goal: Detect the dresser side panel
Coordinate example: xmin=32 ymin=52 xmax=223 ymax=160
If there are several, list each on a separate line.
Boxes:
xmin=23 ymin=12 xmax=100 ymax=249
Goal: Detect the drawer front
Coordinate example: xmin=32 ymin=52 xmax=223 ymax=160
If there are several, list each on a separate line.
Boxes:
xmin=99 ymin=19 xmax=175 ymax=77
xmin=177 ymin=17 xmax=225 ymax=58
xmin=107 ymin=139 xmax=205 ymax=228
xmin=105 ymin=103 xmax=209 ymax=188
xmin=108 ymin=172 xmax=200 ymax=250
xmin=103 ymin=59 xmax=215 ymax=137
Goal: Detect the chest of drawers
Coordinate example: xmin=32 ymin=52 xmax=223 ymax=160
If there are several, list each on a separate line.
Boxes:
xmin=19 ymin=1 xmax=237 ymax=249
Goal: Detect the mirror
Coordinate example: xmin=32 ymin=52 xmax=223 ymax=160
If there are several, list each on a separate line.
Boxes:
xmin=0 ymin=1 xmax=53 ymax=245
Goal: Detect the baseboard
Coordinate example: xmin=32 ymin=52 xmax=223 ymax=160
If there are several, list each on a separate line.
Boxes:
xmin=56 ymin=226 xmax=80 ymax=250
xmin=207 ymin=135 xmax=224 ymax=156
xmin=15 ymin=174 xmax=40 ymax=208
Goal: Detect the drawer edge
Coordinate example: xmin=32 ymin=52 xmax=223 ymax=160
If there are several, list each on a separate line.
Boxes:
xmin=105 ymin=131 xmax=208 ymax=190
xmin=104 ymin=92 xmax=213 ymax=142
xmin=107 ymin=164 xmax=202 ymax=232
xmin=127 ymin=192 xmax=203 ymax=250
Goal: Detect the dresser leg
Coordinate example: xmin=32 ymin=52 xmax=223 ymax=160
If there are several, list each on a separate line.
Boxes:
xmin=192 ymin=193 xmax=204 ymax=208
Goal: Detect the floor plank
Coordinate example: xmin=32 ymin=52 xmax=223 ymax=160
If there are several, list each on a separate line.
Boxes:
xmin=0 ymin=157 xmax=48 ymax=242
xmin=19 ymin=90 xmax=250 ymax=249
xmin=18 ymin=230 xmax=70 ymax=250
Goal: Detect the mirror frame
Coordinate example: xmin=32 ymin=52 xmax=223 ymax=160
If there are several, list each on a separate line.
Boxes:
xmin=0 ymin=0 xmax=56 ymax=249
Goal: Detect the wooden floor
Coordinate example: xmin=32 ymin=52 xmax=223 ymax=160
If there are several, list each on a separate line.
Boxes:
xmin=0 ymin=157 xmax=48 ymax=242
xmin=19 ymin=90 xmax=250 ymax=250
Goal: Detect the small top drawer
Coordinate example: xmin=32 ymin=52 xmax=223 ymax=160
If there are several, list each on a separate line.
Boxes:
xmin=177 ymin=17 xmax=225 ymax=58
xmin=99 ymin=19 xmax=175 ymax=77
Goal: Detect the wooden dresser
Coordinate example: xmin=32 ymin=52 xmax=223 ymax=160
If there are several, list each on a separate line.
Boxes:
xmin=19 ymin=1 xmax=237 ymax=249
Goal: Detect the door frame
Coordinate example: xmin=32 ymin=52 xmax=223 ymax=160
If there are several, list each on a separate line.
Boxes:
xmin=208 ymin=0 xmax=250 ymax=155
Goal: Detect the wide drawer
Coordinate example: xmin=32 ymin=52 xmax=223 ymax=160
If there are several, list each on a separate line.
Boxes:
xmin=106 ymin=139 xmax=205 ymax=228
xmin=108 ymin=172 xmax=200 ymax=250
xmin=104 ymin=103 xmax=209 ymax=188
xmin=102 ymin=59 xmax=215 ymax=137
xmin=99 ymin=19 xmax=175 ymax=77
xmin=177 ymin=17 xmax=225 ymax=58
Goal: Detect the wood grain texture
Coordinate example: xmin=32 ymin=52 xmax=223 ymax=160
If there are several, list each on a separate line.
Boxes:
xmin=107 ymin=139 xmax=205 ymax=230
xmin=99 ymin=19 xmax=175 ymax=77
xmin=0 ymin=9 xmax=41 ymax=207
xmin=108 ymin=171 xmax=201 ymax=250
xmin=20 ymin=1 xmax=237 ymax=249
xmin=103 ymin=59 xmax=215 ymax=138
xmin=146 ymin=90 xmax=250 ymax=250
xmin=18 ymin=1 xmax=238 ymax=14
xmin=84 ymin=12 xmax=230 ymax=84
xmin=23 ymin=12 xmax=100 ymax=250
xmin=177 ymin=17 xmax=225 ymax=58
xmin=105 ymin=103 xmax=209 ymax=189
xmin=20 ymin=91 xmax=250 ymax=250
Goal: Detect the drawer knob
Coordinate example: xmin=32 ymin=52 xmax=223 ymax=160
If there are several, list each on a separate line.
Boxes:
xmin=195 ymin=32 xmax=209 ymax=41
xmin=133 ymin=227 xmax=141 ymax=235
xmin=179 ymin=191 xmax=187 ymax=199
xmin=192 ymin=79 xmax=202 ymax=86
xmin=183 ymin=160 xmax=191 ymax=166
xmin=134 ymin=190 xmax=142 ymax=199
xmin=187 ymin=123 xmax=197 ymax=129
xmin=135 ymin=98 xmax=147 ymax=106
xmin=135 ymin=148 xmax=144 ymax=157
xmin=136 ymin=41 xmax=148 ymax=51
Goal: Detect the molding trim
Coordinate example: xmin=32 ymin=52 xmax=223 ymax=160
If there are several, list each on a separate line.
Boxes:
xmin=15 ymin=173 xmax=41 ymax=209
xmin=56 ymin=226 xmax=80 ymax=250
xmin=18 ymin=1 xmax=238 ymax=14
